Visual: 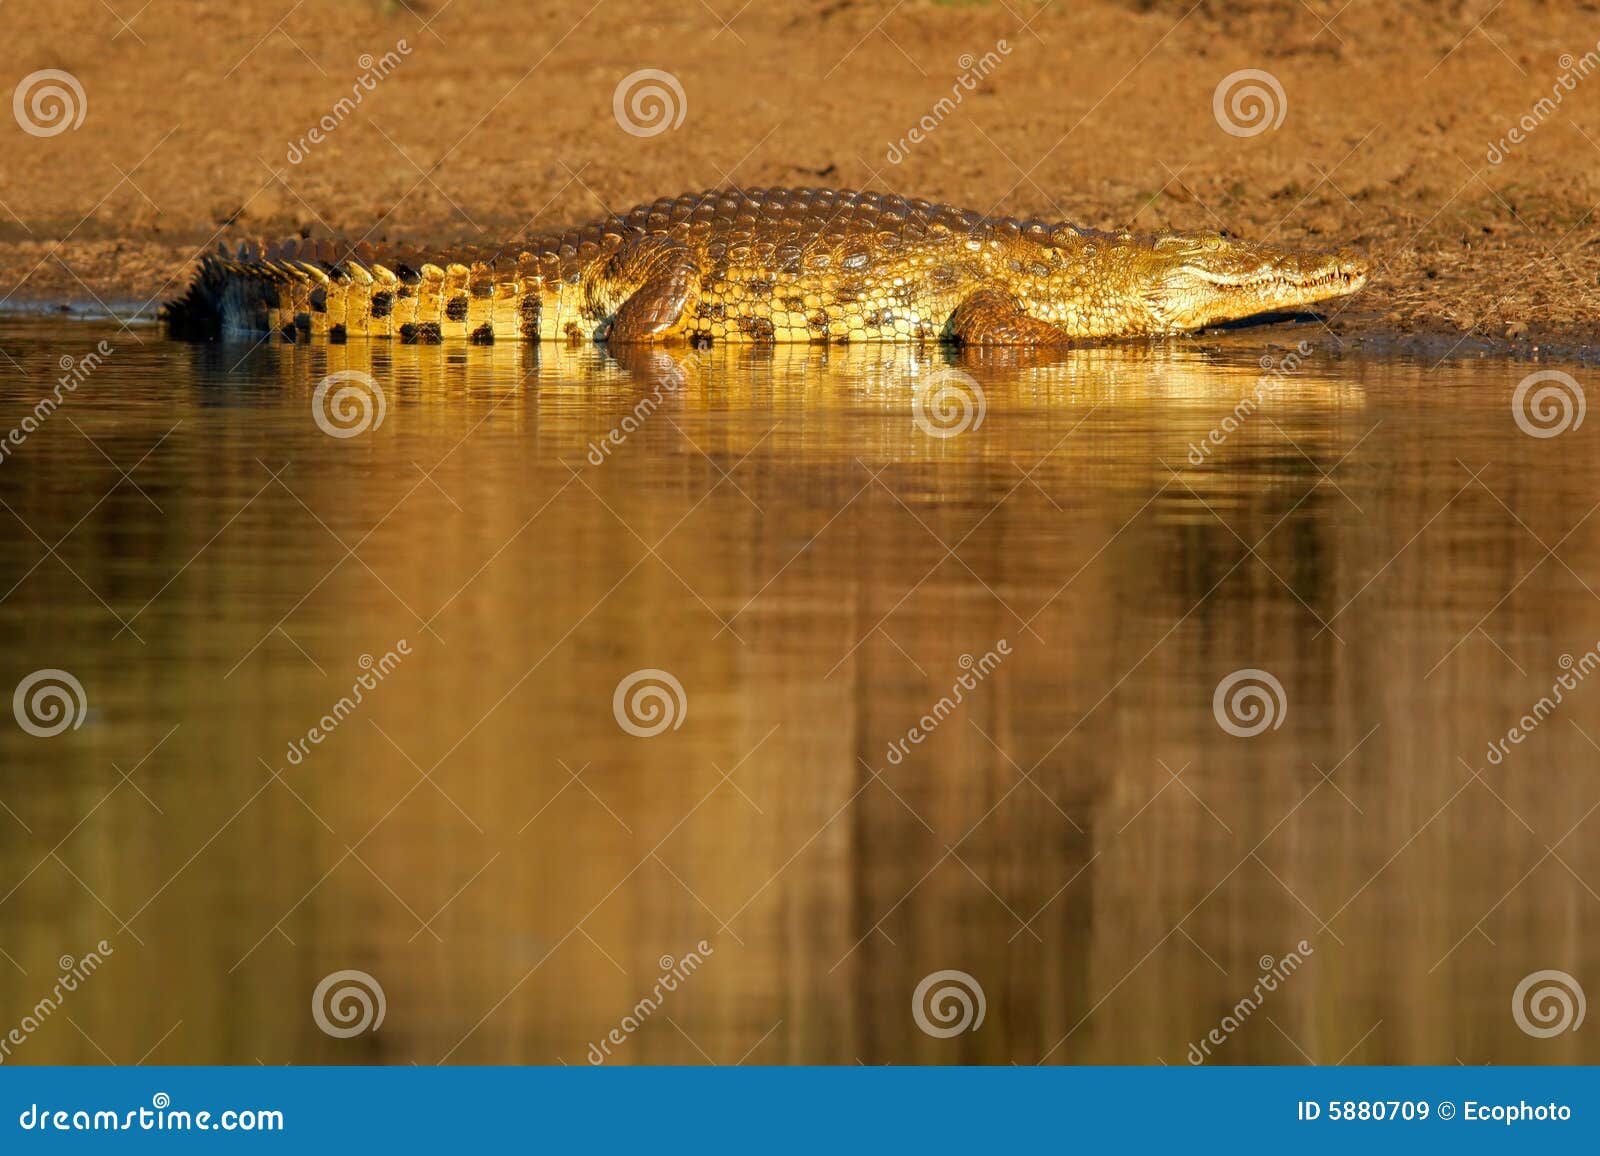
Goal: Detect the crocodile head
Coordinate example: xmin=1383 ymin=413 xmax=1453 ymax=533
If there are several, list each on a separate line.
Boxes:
xmin=1134 ymin=231 xmax=1368 ymax=333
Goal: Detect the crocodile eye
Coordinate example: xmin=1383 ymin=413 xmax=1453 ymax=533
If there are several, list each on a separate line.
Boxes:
xmin=1204 ymin=234 xmax=1227 ymax=251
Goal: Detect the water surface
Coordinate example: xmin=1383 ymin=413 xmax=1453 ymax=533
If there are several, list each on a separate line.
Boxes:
xmin=0 ymin=317 xmax=1596 ymax=1065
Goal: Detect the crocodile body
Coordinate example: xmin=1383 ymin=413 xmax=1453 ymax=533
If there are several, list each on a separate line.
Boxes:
xmin=163 ymin=187 xmax=1368 ymax=345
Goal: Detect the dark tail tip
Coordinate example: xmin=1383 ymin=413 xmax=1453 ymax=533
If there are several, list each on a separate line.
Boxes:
xmin=159 ymin=251 xmax=227 ymax=341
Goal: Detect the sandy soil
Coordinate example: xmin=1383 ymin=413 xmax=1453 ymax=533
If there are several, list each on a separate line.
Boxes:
xmin=4 ymin=0 xmax=1600 ymax=355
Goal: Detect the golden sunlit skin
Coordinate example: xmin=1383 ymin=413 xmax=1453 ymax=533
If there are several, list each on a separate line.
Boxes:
xmin=164 ymin=187 xmax=1369 ymax=346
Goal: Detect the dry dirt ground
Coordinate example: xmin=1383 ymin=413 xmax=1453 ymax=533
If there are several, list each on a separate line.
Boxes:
xmin=4 ymin=0 xmax=1600 ymax=355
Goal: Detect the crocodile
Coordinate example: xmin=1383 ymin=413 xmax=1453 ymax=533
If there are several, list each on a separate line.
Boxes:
xmin=162 ymin=187 xmax=1368 ymax=346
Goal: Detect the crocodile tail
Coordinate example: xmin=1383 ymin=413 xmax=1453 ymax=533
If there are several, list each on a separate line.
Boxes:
xmin=159 ymin=248 xmax=232 ymax=339
xmin=161 ymin=240 xmax=300 ymax=340
xmin=164 ymin=239 xmax=549 ymax=343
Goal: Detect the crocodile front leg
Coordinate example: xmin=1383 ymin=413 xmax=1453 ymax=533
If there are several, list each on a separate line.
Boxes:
xmin=594 ymin=235 xmax=701 ymax=344
xmin=949 ymin=289 xmax=1071 ymax=346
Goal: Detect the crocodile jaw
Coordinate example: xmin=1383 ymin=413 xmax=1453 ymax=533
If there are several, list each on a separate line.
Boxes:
xmin=1142 ymin=242 xmax=1369 ymax=333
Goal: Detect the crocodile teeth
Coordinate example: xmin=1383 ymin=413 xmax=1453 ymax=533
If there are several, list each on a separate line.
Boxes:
xmin=1184 ymin=266 xmax=1365 ymax=292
